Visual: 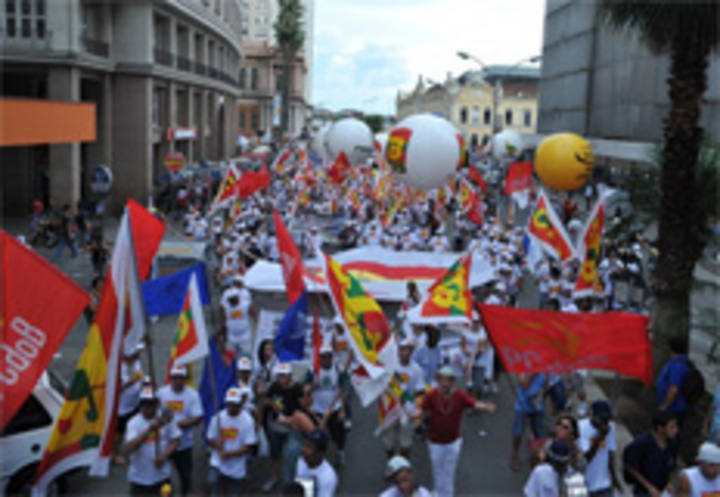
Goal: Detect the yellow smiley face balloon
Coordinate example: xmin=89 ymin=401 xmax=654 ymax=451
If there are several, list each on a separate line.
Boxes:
xmin=534 ymin=133 xmax=594 ymax=191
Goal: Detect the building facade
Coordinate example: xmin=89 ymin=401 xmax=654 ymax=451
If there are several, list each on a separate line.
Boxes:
xmin=236 ymin=0 xmax=313 ymax=141
xmin=538 ymin=0 xmax=720 ymax=145
xmin=1 ymin=0 xmax=244 ymax=216
xmin=396 ymin=66 xmax=539 ymax=149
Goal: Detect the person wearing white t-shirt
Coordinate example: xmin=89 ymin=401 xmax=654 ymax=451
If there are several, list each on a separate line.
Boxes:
xmin=207 ymin=387 xmax=258 ymax=495
xmin=234 ymin=356 xmax=257 ymax=414
xmin=220 ymin=278 xmax=256 ymax=356
xmin=678 ymin=442 xmax=720 ymax=496
xmin=123 ymin=387 xmax=181 ymax=496
xmin=116 ymin=344 xmax=145 ymax=465
xmin=156 ymin=365 xmax=203 ymax=496
xmin=380 ymin=455 xmax=433 ymax=497
xmin=577 ymin=400 xmax=622 ymax=496
xmin=524 ymin=439 xmax=573 ymax=497
xmin=296 ymin=429 xmax=338 ymax=497
xmin=382 ymin=339 xmax=427 ymax=459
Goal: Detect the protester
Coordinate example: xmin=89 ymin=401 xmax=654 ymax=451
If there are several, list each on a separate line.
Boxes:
xmin=421 ymin=366 xmax=496 ymax=497
xmin=578 ymin=400 xmax=622 ymax=496
xmin=511 ymin=373 xmax=547 ymax=472
xmin=622 ymin=410 xmax=679 ymax=497
xmin=52 ymin=204 xmax=78 ymax=261
xmin=156 ymin=365 xmax=203 ymax=496
xmin=677 ymin=441 xmax=720 ymax=495
xmin=524 ymin=439 xmax=572 ymax=497
xmin=296 ymin=429 xmax=338 ymax=497
xmin=115 ymin=343 xmax=145 ymax=465
xmin=380 ymin=455 xmax=432 ymax=497
xmin=413 ymin=326 xmax=443 ymax=386
xmin=219 ymin=276 xmax=256 ymax=356
xmin=206 ymin=387 xmax=257 ymax=495
xmin=122 ymin=387 xmax=180 ymax=496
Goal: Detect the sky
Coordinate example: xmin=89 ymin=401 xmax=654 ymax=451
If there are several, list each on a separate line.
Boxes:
xmin=312 ymin=0 xmax=545 ymax=115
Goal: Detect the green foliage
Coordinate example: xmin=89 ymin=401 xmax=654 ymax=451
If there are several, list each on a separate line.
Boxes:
xmin=363 ymin=114 xmax=385 ymax=134
xmin=274 ymin=0 xmax=305 ymax=57
xmin=598 ymin=1 xmax=719 ymax=53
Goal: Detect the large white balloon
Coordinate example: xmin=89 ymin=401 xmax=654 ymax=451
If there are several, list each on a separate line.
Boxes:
xmin=492 ymin=129 xmax=523 ymax=160
xmin=312 ymin=123 xmax=332 ymax=162
xmin=374 ymin=132 xmax=389 ymax=154
xmin=324 ymin=118 xmax=374 ymax=165
xmin=385 ymin=114 xmax=460 ymax=191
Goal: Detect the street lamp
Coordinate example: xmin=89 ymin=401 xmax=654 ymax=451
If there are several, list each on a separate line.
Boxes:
xmin=456 ymin=51 xmax=541 ymax=134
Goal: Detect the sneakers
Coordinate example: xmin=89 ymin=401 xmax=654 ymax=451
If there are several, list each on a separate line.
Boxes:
xmin=344 ymin=419 xmax=352 ymax=430
xmin=477 ymin=429 xmax=488 ymax=437
xmin=261 ymin=478 xmax=278 ymax=492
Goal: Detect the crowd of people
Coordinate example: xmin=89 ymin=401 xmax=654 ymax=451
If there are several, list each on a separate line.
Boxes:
xmin=40 ymin=141 xmax=719 ymax=497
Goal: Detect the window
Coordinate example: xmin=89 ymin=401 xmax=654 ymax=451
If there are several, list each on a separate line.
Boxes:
xmin=1 ymin=395 xmax=52 ymax=436
xmin=471 ymin=106 xmax=479 ymax=124
xmin=238 ymin=68 xmax=246 ymax=88
xmin=214 ymin=0 xmax=220 ymax=15
xmin=239 ymin=110 xmax=246 ymax=129
xmin=524 ymin=109 xmax=532 ymax=127
xmin=36 ymin=17 xmax=44 ymax=37
xmin=250 ymin=111 xmax=259 ymax=130
xmin=21 ymin=17 xmax=30 ymax=37
xmin=6 ymin=0 xmax=15 ymax=13
xmin=20 ymin=0 xmax=29 ymax=14
xmin=471 ymin=133 xmax=478 ymax=148
xmin=6 ymin=17 xmax=15 ymax=36
xmin=505 ymin=109 xmax=513 ymax=126
xmin=483 ymin=108 xmax=491 ymax=125
xmin=251 ymin=68 xmax=259 ymax=90
xmin=459 ymin=107 xmax=468 ymax=124
xmin=35 ymin=0 xmax=44 ymax=15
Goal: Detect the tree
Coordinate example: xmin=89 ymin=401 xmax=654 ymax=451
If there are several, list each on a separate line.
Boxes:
xmin=599 ymin=1 xmax=719 ymax=366
xmin=274 ymin=0 xmax=305 ymax=139
xmin=363 ymin=114 xmax=385 ymax=134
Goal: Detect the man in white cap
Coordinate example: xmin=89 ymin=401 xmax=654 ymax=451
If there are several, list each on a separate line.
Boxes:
xmin=123 ymin=387 xmax=180 ymax=496
xmin=117 ymin=343 xmax=145 ymax=455
xmin=677 ymin=441 xmax=720 ymax=495
xmin=306 ymin=344 xmax=349 ymax=465
xmin=156 ymin=365 xmax=203 ymax=496
xmin=219 ymin=276 xmax=256 ymax=356
xmin=207 ymin=387 xmax=258 ymax=495
xmin=234 ymin=356 xmax=256 ymax=413
xmin=381 ymin=338 xmax=427 ymax=459
xmin=421 ymin=366 xmax=496 ymax=497
xmin=380 ymin=455 xmax=432 ymax=497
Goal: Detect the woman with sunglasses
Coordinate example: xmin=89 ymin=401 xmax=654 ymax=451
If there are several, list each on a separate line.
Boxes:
xmin=537 ymin=414 xmax=586 ymax=472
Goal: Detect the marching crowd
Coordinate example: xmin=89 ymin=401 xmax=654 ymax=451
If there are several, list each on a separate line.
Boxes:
xmin=42 ymin=143 xmax=720 ymax=497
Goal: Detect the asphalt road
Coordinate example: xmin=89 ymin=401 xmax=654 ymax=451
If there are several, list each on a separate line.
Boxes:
xmin=20 ymin=221 xmax=534 ymax=496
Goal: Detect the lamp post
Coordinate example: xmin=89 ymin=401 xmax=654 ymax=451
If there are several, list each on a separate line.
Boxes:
xmin=456 ymin=51 xmax=541 ymax=134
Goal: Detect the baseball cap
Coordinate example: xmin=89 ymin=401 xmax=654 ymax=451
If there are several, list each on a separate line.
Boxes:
xmin=546 ymin=439 xmax=571 ymax=464
xmin=273 ymin=362 xmax=292 ymax=376
xmin=169 ymin=365 xmax=188 ymax=377
xmin=697 ymin=442 xmax=720 ymax=464
xmin=232 ymin=275 xmax=245 ymax=285
xmin=236 ymin=357 xmax=252 ymax=371
xmin=139 ymin=386 xmax=157 ymax=402
xmin=437 ymin=366 xmax=457 ymax=378
xmin=225 ymin=387 xmax=243 ymax=404
xmin=319 ymin=344 xmax=333 ymax=355
xmin=591 ymin=400 xmax=613 ymax=420
xmin=385 ymin=455 xmax=411 ymax=477
xmin=399 ymin=337 xmax=415 ymax=348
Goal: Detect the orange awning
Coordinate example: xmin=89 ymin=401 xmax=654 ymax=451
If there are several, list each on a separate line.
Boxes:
xmin=0 ymin=98 xmax=96 ymax=146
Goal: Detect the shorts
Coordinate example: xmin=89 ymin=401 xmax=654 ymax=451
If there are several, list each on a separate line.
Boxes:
xmin=512 ymin=411 xmax=544 ymax=439
xmin=381 ymin=420 xmax=414 ymax=452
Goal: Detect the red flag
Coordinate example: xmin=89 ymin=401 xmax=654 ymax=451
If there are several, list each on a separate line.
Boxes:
xmin=236 ymin=165 xmax=272 ymax=199
xmin=328 ymin=151 xmax=351 ymax=184
xmin=0 ymin=232 xmax=90 ymax=430
xmin=312 ymin=307 xmax=321 ymax=375
xmin=503 ymin=161 xmax=533 ymax=196
xmin=467 ymin=190 xmax=484 ymax=226
xmin=478 ymin=304 xmax=652 ymax=384
xmin=468 ymin=165 xmax=488 ymax=193
xmin=273 ymin=210 xmax=307 ymax=304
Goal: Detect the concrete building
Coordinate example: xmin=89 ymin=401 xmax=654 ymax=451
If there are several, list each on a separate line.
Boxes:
xmin=396 ymin=65 xmax=540 ymax=149
xmin=538 ymin=0 xmax=720 ymax=161
xmin=1 ymin=0 xmax=245 ymax=216
xmin=236 ymin=0 xmax=313 ymax=140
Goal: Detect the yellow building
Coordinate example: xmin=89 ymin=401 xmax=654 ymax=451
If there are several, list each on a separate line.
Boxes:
xmin=396 ymin=65 xmax=539 ymax=149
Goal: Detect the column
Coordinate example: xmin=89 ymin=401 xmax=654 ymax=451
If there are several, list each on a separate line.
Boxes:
xmin=167 ymin=80 xmax=177 ymax=153
xmin=48 ymin=67 xmax=81 ymax=210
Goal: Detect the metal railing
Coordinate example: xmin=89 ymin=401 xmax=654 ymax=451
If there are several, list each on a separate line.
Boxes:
xmin=154 ymin=47 xmax=174 ymax=67
xmin=177 ymin=54 xmax=192 ymax=71
xmin=82 ymin=35 xmax=109 ymax=57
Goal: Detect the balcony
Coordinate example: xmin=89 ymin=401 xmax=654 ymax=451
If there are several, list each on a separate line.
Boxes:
xmin=194 ymin=62 xmax=207 ymax=75
xmin=82 ymin=36 xmax=109 ymax=57
xmin=154 ymin=48 xmax=174 ymax=67
xmin=177 ymin=54 xmax=192 ymax=72
xmin=208 ymin=67 xmax=219 ymax=79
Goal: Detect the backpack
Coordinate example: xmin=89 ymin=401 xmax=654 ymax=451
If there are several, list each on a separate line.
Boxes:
xmin=681 ymin=358 xmax=705 ymax=404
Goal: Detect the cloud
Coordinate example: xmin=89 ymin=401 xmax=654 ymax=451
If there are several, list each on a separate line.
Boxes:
xmin=312 ymin=0 xmax=544 ymax=114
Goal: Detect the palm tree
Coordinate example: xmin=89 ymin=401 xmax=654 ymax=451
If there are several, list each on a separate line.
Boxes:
xmin=599 ymin=0 xmax=720 ymax=461
xmin=274 ymin=0 xmax=305 ymax=139
xmin=599 ymin=1 xmax=719 ymax=369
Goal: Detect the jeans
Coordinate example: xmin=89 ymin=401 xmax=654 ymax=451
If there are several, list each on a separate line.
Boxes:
xmin=512 ymin=411 xmax=545 ymax=438
xmin=171 ymin=447 xmax=193 ymax=495
xmin=53 ymin=236 xmax=77 ymax=261
xmin=428 ymin=438 xmax=463 ymax=497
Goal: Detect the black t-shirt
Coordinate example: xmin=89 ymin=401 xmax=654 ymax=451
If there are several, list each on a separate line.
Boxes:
xmin=263 ymin=382 xmax=297 ymax=431
xmin=623 ymin=432 xmax=678 ymax=494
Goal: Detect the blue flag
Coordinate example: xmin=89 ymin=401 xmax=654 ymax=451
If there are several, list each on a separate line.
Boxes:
xmin=274 ymin=291 xmax=308 ymax=361
xmin=142 ymin=262 xmax=210 ymax=316
xmin=199 ymin=337 xmax=237 ymax=430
